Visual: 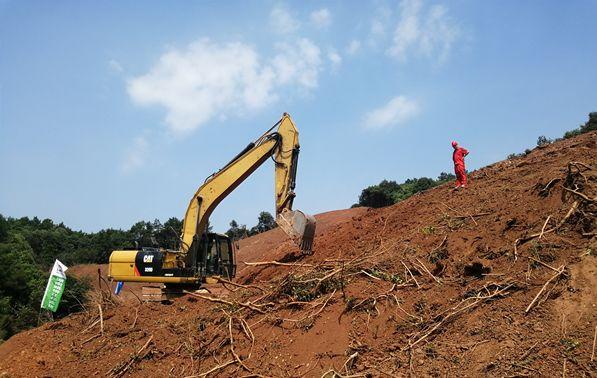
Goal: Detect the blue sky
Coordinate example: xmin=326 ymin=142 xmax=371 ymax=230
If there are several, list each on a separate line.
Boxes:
xmin=1 ymin=1 xmax=596 ymax=232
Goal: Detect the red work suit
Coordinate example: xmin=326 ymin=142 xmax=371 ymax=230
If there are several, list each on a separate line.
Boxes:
xmin=452 ymin=147 xmax=469 ymax=187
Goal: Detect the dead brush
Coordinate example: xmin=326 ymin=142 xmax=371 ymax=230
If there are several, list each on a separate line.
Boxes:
xmin=528 ymin=241 xmax=557 ymax=266
xmin=360 ymin=268 xmax=403 ymax=284
xmin=170 ymin=241 xmax=405 ymax=375
xmin=438 ymin=211 xmax=466 ymax=231
xmin=344 ymin=296 xmax=377 ymax=314
xmin=533 ymin=178 xmax=561 ymax=197
xmin=514 ymin=161 xmax=596 ymax=258
xmin=404 ymin=282 xmax=517 ymax=350
xmin=259 ymin=240 xmax=404 ymax=306
xmin=342 ymin=280 xmax=408 ymax=320
xmin=79 ymin=269 xmax=124 ymax=339
xmin=429 ymin=248 xmax=449 ymax=264
xmin=562 ymin=162 xmax=596 ymax=235
xmin=356 ymin=257 xmax=404 ymax=284
xmin=107 ymin=335 xmax=154 ymax=378
xmin=278 ymin=272 xmax=344 ymax=302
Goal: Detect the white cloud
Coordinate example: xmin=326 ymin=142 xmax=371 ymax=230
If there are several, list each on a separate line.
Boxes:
xmin=121 ymin=136 xmax=148 ymax=173
xmin=387 ymin=0 xmax=459 ymax=63
xmin=327 ymin=50 xmax=342 ymax=70
xmin=368 ymin=4 xmax=392 ymax=47
xmin=346 ymin=40 xmax=361 ymax=55
xmin=310 ymin=8 xmax=331 ymax=28
xmin=127 ymin=38 xmax=322 ymax=134
xmin=272 ymin=38 xmax=322 ymax=88
xmin=363 ymin=96 xmax=420 ymax=129
xmin=108 ymin=59 xmax=123 ymax=73
xmin=370 ymin=19 xmax=385 ymax=37
xmin=270 ymin=6 xmax=300 ymax=34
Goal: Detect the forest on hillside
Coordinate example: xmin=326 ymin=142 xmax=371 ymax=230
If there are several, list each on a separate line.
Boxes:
xmin=0 ymin=212 xmax=277 ymax=341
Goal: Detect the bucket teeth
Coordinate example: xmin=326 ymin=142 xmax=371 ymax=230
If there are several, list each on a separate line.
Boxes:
xmin=276 ymin=209 xmax=316 ymax=254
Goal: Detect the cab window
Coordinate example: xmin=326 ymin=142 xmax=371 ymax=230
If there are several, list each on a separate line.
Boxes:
xmin=205 ymin=236 xmax=219 ymax=274
xmin=219 ymin=238 xmax=230 ymax=263
xmin=217 ymin=236 xmax=235 ymax=279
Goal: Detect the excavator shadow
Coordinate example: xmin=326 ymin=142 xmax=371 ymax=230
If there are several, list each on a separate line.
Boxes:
xmin=238 ymin=252 xmax=304 ymax=285
xmin=278 ymin=251 xmax=304 ymax=263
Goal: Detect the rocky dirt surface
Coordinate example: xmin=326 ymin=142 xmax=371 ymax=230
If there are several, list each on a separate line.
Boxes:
xmin=0 ymin=132 xmax=595 ymax=377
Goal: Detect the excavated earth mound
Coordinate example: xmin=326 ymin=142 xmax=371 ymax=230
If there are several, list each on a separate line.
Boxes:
xmin=1 ymin=132 xmax=595 ymax=377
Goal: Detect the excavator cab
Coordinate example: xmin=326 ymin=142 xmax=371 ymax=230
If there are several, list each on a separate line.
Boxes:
xmin=109 ymin=232 xmax=236 ymax=285
xmin=198 ymin=233 xmax=236 ymax=280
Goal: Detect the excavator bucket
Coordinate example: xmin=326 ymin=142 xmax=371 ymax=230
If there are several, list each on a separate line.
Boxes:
xmin=276 ymin=209 xmax=316 ymax=253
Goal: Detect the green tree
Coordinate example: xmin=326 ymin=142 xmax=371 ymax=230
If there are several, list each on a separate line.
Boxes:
xmin=0 ymin=234 xmax=89 ymax=340
xmin=129 ymin=220 xmax=156 ymax=247
xmin=91 ymin=228 xmax=132 ymax=263
xmin=358 ymin=182 xmax=397 ymax=208
xmin=537 ymin=135 xmax=552 ymax=146
xmin=0 ymin=214 xmax=8 ymax=243
xmin=581 ymin=112 xmax=597 ymax=132
xmin=156 ymin=217 xmax=183 ymax=249
xmin=226 ymin=220 xmax=248 ymax=240
xmin=564 ymin=112 xmax=597 ymax=138
xmin=437 ymin=172 xmax=456 ymax=183
xmin=250 ymin=212 xmax=277 ymax=235
xmin=358 ymin=175 xmax=456 ymax=208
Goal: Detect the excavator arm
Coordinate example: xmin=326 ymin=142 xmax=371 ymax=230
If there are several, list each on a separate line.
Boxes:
xmin=180 ymin=113 xmax=315 ymax=255
xmin=108 ymin=113 xmax=316 ymax=288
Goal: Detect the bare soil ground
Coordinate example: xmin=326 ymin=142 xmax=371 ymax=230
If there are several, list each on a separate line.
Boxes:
xmin=1 ymin=132 xmax=595 ymax=377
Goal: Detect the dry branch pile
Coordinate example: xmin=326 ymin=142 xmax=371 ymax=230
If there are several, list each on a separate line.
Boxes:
xmin=515 ymin=161 xmax=596 ymax=257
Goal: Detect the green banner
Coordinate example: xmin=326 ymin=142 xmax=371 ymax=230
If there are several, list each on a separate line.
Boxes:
xmin=41 ymin=260 xmax=68 ymax=312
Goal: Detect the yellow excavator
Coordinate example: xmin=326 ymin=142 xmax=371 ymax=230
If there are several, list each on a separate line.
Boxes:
xmin=108 ymin=113 xmax=316 ymax=288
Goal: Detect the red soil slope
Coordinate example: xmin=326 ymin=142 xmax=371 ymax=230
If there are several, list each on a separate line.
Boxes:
xmin=1 ymin=132 xmax=595 ymax=377
xmin=65 ymin=208 xmax=369 ymax=301
xmin=236 ymin=207 xmax=369 ymax=268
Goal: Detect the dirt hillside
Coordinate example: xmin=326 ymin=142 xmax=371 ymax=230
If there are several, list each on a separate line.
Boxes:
xmin=1 ymin=132 xmax=595 ymax=377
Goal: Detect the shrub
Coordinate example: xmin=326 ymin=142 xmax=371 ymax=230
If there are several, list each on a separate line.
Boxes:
xmin=536 ymin=135 xmax=552 ymax=147
xmin=357 ymin=174 xmax=455 ymax=208
xmin=564 ymin=112 xmax=597 ymax=138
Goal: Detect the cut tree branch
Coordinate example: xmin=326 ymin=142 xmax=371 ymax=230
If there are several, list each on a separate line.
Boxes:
xmin=525 ymin=265 xmax=566 ymax=314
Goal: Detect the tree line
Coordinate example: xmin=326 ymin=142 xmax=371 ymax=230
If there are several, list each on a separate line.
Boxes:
xmin=508 ymin=112 xmax=596 ymax=159
xmin=225 ymin=211 xmax=277 ymax=240
xmin=0 ymin=211 xmax=277 ymax=341
xmin=356 ymin=112 xmax=596 ymax=209
xmin=0 ymin=212 xmax=279 ymax=268
xmin=0 ymin=215 xmax=90 ymax=341
xmin=354 ymin=173 xmax=456 ymax=209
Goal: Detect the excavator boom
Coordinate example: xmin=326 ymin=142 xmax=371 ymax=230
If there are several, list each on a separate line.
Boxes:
xmin=180 ymin=113 xmax=315 ymax=254
xmin=108 ymin=113 xmax=316 ymax=286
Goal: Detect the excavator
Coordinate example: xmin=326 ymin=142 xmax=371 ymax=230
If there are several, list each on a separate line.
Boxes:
xmin=108 ymin=113 xmax=316 ymax=291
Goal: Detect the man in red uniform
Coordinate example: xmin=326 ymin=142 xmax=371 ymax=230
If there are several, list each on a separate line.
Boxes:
xmin=452 ymin=141 xmax=469 ymax=189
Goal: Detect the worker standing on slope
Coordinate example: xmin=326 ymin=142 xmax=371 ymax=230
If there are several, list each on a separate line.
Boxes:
xmin=452 ymin=141 xmax=469 ymax=189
